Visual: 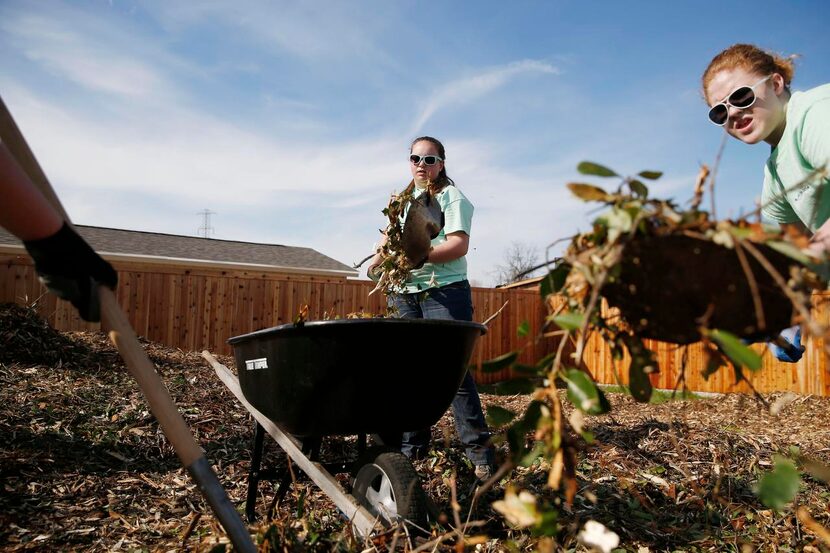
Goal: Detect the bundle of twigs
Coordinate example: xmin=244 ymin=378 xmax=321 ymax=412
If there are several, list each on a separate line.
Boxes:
xmin=541 ymin=161 xmax=827 ymax=399
xmin=361 ymin=180 xmax=441 ymax=296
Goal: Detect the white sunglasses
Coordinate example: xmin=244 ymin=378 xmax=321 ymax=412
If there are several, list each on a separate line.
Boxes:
xmin=708 ymin=75 xmax=772 ymax=126
xmin=409 ymin=154 xmax=443 ymax=166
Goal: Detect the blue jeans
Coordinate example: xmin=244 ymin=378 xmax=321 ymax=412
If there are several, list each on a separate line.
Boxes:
xmin=388 ymin=280 xmax=494 ymax=467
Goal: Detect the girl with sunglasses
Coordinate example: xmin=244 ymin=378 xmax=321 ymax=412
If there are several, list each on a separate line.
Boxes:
xmin=702 ymin=43 xmax=830 ymax=362
xmin=367 ymin=136 xmax=496 ymax=481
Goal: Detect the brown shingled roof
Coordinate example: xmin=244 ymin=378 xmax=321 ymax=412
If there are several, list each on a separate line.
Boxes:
xmin=0 ymin=225 xmax=357 ymax=277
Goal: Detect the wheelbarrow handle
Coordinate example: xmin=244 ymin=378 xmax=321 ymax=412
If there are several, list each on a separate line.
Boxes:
xmin=0 ymin=96 xmax=256 ymax=553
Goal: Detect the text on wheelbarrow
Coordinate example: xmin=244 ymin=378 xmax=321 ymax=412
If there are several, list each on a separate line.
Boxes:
xmin=245 ymin=358 xmax=269 ymax=371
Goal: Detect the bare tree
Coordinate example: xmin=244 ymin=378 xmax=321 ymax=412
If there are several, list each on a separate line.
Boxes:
xmin=491 ymin=241 xmax=540 ymax=286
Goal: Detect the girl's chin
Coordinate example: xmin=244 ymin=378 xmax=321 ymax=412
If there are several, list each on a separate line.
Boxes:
xmin=731 ymin=127 xmax=763 ymax=145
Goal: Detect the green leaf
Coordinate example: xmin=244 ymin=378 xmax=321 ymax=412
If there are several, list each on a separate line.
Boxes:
xmin=479 ymin=351 xmax=519 ymax=373
xmin=637 ymin=170 xmax=663 ymax=180
xmin=702 ymin=353 xmax=725 ymax=380
xmin=563 ymin=369 xmax=610 ymax=415
xmin=567 ymin=182 xmax=612 ymax=202
xmin=629 ymin=361 xmax=653 ymax=403
xmin=765 ymin=240 xmax=811 ymax=266
xmin=756 ymin=456 xmax=800 ymax=510
xmin=517 ymin=320 xmax=530 ymax=338
xmin=710 ymin=329 xmax=763 ymax=371
xmin=577 ymin=161 xmax=618 ymax=177
xmin=536 ymin=352 xmax=557 ymax=370
xmin=540 ymin=262 xmax=571 ymax=297
xmin=728 ymin=226 xmax=753 ymax=239
xmin=486 ymin=405 xmax=517 ymax=428
xmin=506 ymin=401 xmax=544 ymax=458
xmin=553 ymin=312 xmax=584 ymax=331
xmin=534 ymin=509 xmax=559 ymax=537
xmin=494 ymin=377 xmax=538 ymax=395
xmin=628 ymin=179 xmax=649 ymax=198
xmin=513 ymin=363 xmax=543 ymax=375
xmin=610 ymin=341 xmax=625 ymax=361
xmin=517 ymin=441 xmax=546 ymax=467
xmin=599 ymin=206 xmax=634 ymax=244
xmin=622 ymin=335 xmax=656 ymax=402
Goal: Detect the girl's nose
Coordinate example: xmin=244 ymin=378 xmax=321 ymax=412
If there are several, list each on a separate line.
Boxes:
xmin=726 ymin=104 xmax=744 ymax=119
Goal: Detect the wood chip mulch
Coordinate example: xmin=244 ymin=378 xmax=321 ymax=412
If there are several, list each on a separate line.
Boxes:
xmin=1 ymin=303 xmax=829 ymax=552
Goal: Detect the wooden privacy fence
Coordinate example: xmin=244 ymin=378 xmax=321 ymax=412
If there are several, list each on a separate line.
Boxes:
xmin=5 ymin=250 xmax=828 ymax=395
xmin=0 ymin=253 xmax=553 ymax=384
xmin=575 ymin=296 xmax=830 ymax=397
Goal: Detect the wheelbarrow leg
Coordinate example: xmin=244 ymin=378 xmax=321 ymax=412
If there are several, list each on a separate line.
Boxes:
xmin=265 ymin=466 xmax=294 ymax=521
xmin=304 ymin=436 xmax=322 ymax=460
xmin=245 ymin=421 xmax=266 ymax=523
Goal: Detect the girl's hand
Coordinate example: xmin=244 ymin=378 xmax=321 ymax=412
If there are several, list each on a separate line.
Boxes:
xmin=807 ymin=219 xmax=830 ymax=258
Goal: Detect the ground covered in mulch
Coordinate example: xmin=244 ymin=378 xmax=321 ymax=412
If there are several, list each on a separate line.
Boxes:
xmin=1 ymin=303 xmax=829 ymax=552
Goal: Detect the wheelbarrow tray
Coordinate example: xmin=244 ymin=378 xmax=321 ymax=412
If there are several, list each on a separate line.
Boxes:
xmin=228 ymin=318 xmax=486 ymax=437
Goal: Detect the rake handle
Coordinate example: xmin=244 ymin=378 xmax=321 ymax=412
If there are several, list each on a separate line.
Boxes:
xmin=0 ymin=96 xmax=256 ymax=553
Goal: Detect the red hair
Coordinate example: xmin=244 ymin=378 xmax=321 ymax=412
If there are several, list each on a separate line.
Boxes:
xmin=702 ymin=44 xmax=796 ymax=103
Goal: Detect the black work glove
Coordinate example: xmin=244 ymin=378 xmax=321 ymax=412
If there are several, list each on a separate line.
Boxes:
xmin=23 ymin=223 xmax=118 ymax=322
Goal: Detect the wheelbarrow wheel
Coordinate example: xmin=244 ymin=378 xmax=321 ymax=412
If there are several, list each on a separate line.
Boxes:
xmin=351 ymin=448 xmax=427 ymax=528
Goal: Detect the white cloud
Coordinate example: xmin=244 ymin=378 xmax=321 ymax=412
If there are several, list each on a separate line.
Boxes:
xmin=411 ymin=60 xmax=560 ymax=133
xmin=1 ymin=12 xmax=179 ymax=101
xmin=144 ymin=0 xmax=398 ymax=66
xmin=1 ymin=85 xmax=408 ymax=200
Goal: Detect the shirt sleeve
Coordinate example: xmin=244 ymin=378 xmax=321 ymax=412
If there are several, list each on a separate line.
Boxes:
xmin=442 ymin=196 xmax=474 ymax=235
xmin=797 ymin=98 xmax=830 ymax=175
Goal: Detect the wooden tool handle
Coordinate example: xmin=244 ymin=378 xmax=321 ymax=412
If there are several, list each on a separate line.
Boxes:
xmin=0 ymin=96 xmax=203 ymax=465
xmin=100 ymin=287 xmax=203 ymax=463
xmin=0 ymin=95 xmax=255 ymax=552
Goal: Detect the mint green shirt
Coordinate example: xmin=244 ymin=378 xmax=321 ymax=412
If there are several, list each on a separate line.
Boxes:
xmin=400 ymin=185 xmax=474 ymax=294
xmin=761 ymin=83 xmax=830 ymax=231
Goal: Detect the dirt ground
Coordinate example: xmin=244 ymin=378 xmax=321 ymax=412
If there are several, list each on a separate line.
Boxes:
xmin=1 ymin=303 xmax=829 ymax=552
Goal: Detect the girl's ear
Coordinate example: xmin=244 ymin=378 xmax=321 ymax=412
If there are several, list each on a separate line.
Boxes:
xmin=771 ymin=73 xmax=787 ymax=96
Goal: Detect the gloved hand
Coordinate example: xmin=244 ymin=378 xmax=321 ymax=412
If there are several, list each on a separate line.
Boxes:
xmin=401 ymin=193 xmax=443 ymax=270
xmin=23 ymin=223 xmax=118 ymax=322
xmin=768 ymin=325 xmax=805 ymax=363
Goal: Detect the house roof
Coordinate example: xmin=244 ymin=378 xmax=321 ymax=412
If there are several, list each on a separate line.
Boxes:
xmin=495 ymin=275 xmax=545 ymax=290
xmin=0 ymin=225 xmax=358 ymax=277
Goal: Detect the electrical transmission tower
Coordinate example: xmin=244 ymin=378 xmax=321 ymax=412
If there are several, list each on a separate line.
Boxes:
xmin=197 ymin=209 xmax=216 ymax=238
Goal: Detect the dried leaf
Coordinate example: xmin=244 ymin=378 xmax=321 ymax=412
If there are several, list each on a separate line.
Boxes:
xmin=492 ymin=487 xmax=541 ymax=528
xmin=567 ymin=182 xmax=612 ymax=202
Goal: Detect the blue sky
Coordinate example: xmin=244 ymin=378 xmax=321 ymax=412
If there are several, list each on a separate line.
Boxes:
xmin=2 ymin=1 xmax=828 ymax=286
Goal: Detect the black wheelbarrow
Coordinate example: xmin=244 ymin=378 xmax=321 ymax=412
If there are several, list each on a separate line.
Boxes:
xmin=202 ymin=318 xmax=486 ymax=536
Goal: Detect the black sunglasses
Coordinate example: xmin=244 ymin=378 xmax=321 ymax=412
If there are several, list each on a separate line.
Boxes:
xmin=708 ymin=75 xmax=771 ymax=126
xmin=409 ymin=154 xmax=443 ymax=166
